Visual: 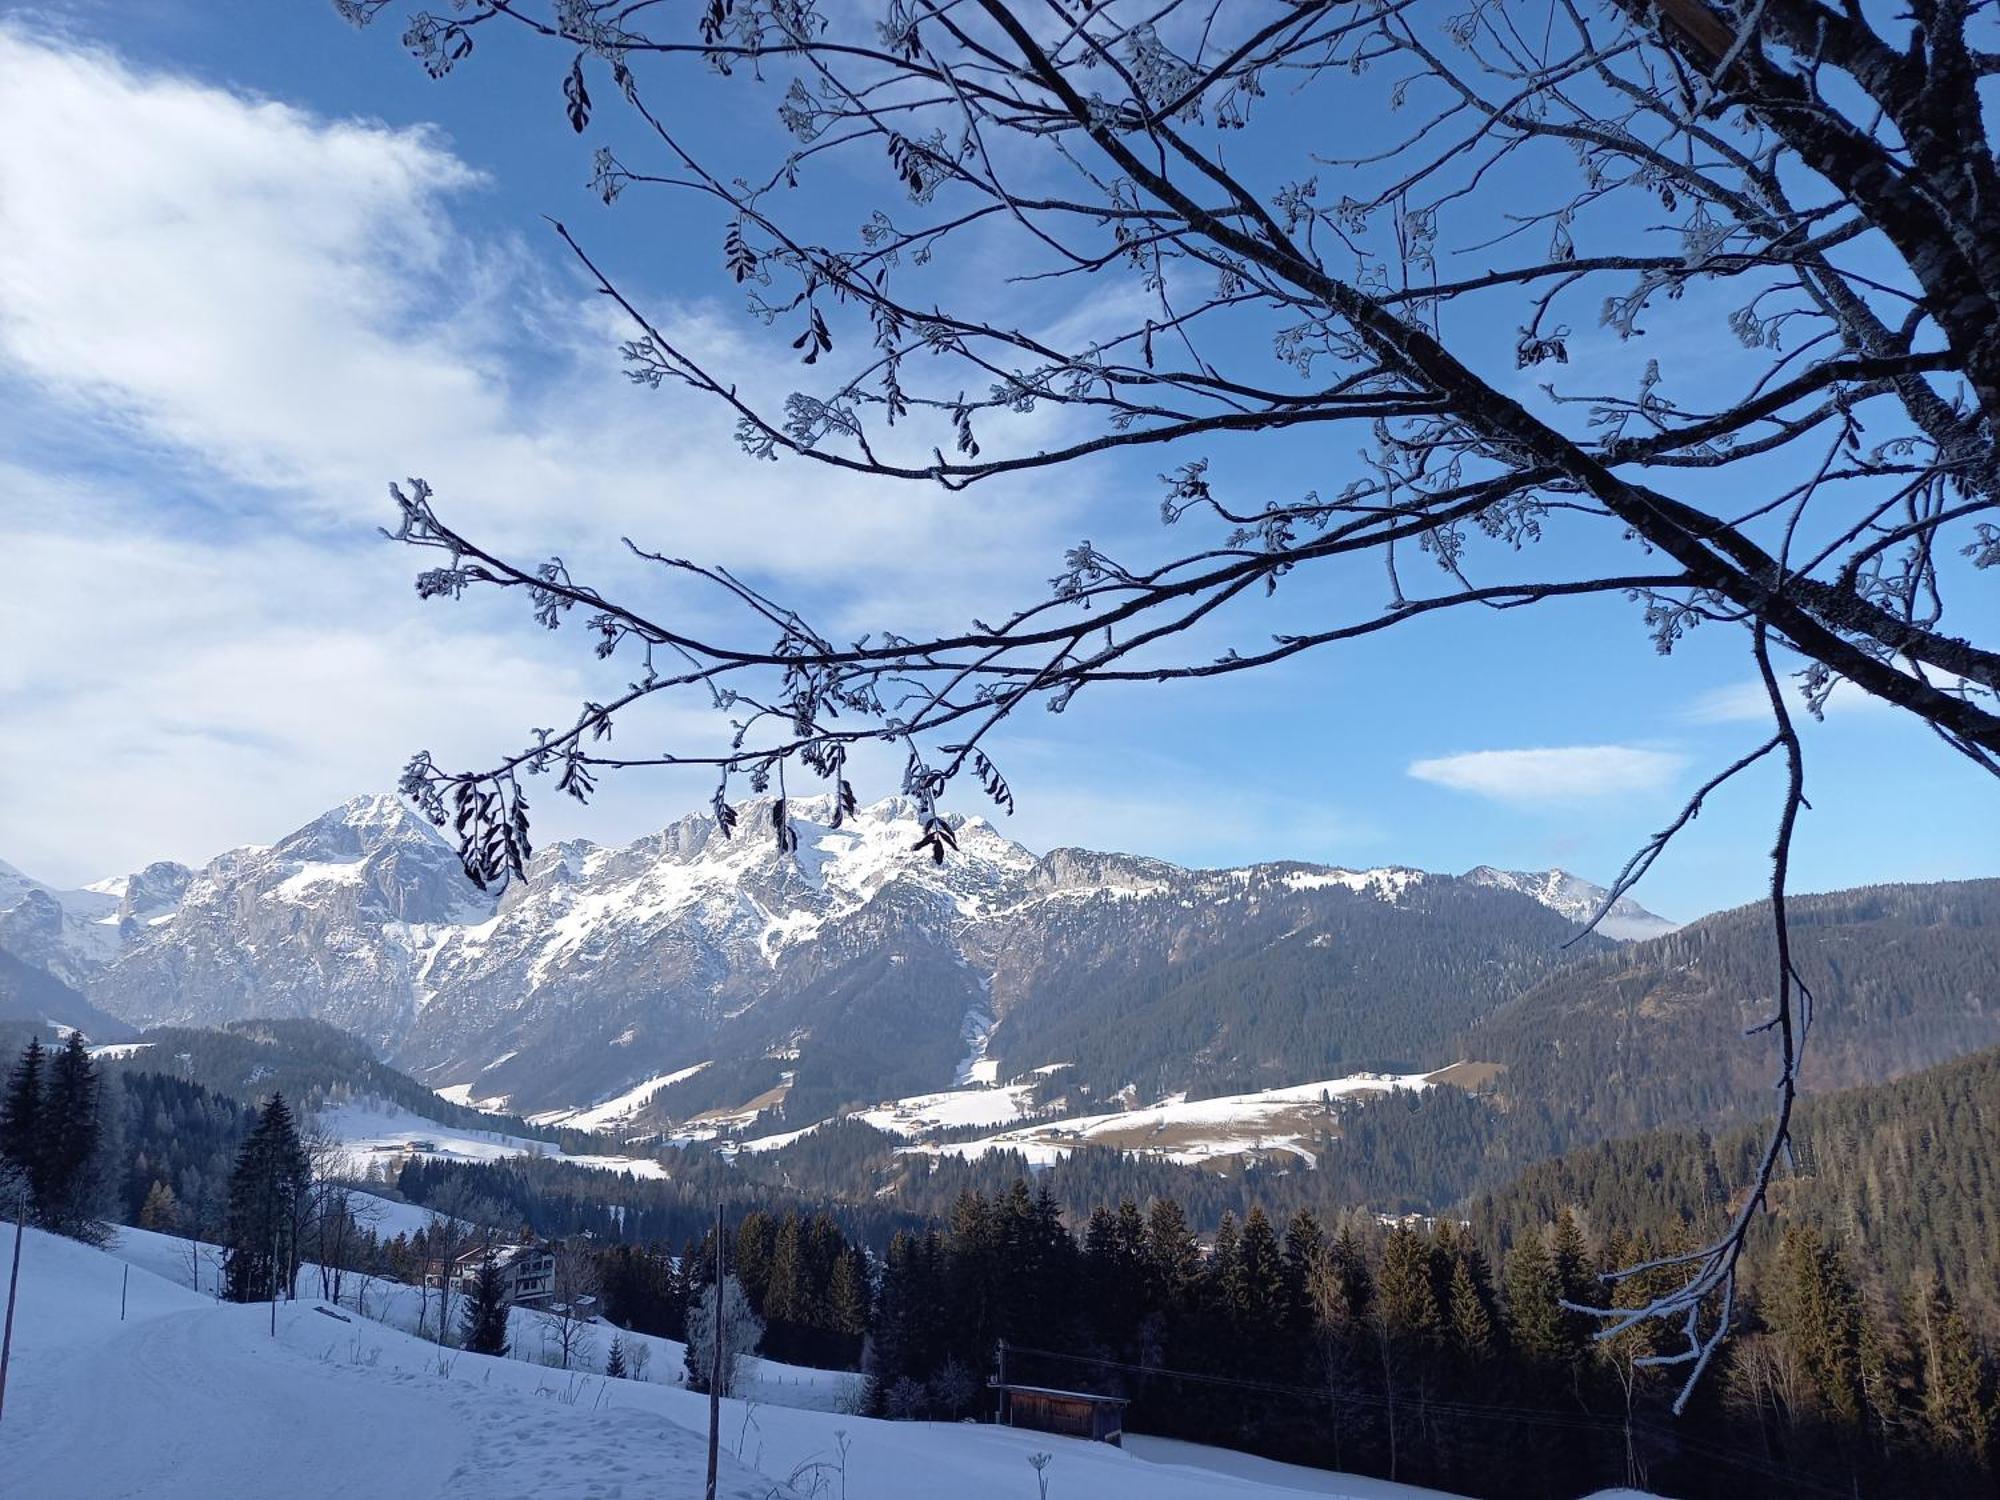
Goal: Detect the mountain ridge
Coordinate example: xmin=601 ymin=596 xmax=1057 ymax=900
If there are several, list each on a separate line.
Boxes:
xmin=2 ymin=792 xmax=1675 ymax=1119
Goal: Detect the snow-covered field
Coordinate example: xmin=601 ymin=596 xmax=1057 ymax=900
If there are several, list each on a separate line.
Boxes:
xmin=525 ymin=1062 xmax=714 ymax=1132
xmin=317 ymin=1099 xmax=672 ymax=1180
xmin=905 ymin=1070 xmax=1444 ymax=1168
xmin=0 ymin=1224 xmax=1476 ymax=1500
xmin=729 ymin=1066 xmax=1461 ymax=1168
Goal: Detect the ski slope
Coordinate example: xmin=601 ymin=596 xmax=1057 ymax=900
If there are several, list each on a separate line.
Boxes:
xmin=0 ymin=1225 xmax=1478 ymax=1500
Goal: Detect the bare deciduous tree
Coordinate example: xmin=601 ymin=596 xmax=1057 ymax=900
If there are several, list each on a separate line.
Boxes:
xmin=548 ymin=1239 xmax=602 ymax=1371
xmin=415 ymin=1179 xmax=498 ymax=1344
xmin=338 ymin=0 xmax=2000 ymax=1402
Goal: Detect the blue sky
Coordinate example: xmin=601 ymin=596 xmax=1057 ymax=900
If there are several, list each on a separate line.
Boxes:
xmin=0 ymin=2 xmax=1993 ymax=921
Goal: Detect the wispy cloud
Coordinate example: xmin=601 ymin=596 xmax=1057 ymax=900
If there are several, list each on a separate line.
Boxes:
xmin=0 ymin=23 xmax=1092 ymax=882
xmin=0 ymin=23 xmax=1077 ymax=584
xmin=1406 ymin=745 xmax=1688 ymax=804
xmin=1682 ymin=677 xmax=1893 ymax=725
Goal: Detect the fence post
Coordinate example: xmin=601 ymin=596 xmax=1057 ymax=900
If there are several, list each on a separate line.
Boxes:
xmin=705 ymin=1199 xmax=722 ymax=1500
xmin=0 ymin=1187 xmax=27 ymax=1425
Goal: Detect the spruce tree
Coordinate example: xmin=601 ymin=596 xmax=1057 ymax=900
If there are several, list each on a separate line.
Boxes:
xmin=605 ymin=1333 xmax=628 ymax=1379
xmin=1328 ymin=1222 xmax=1373 ymax=1325
xmin=1769 ymin=1225 xmax=1862 ymax=1423
xmin=1504 ymin=1230 xmax=1570 ymax=1369
xmin=462 ymin=1253 xmax=511 ymax=1356
xmin=1282 ymin=1210 xmax=1326 ymax=1340
xmin=1377 ymin=1225 xmax=1440 ymax=1340
xmin=0 ymin=1040 xmax=45 ymax=1208
xmin=1447 ymin=1256 xmax=1495 ymax=1362
xmin=222 ymin=1093 xmax=310 ymax=1304
xmin=39 ymin=1034 xmax=103 ymax=1239
xmin=765 ymin=1213 xmax=807 ymax=1330
xmin=828 ymin=1247 xmax=869 ymax=1348
xmin=1913 ymin=1277 xmax=1992 ymax=1459
xmin=1548 ymin=1209 xmax=1596 ymax=1355
xmin=1235 ymin=1207 xmax=1288 ymax=1346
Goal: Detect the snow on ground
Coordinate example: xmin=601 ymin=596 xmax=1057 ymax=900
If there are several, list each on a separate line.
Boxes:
xmin=317 ymin=1099 xmax=671 ymax=1180
xmin=730 ymin=1078 xmax=1044 ymax=1156
xmin=5 ymin=1224 xmax=1472 ymax=1500
xmin=347 ymin=1189 xmax=470 ymax=1240
xmin=0 ymin=1225 xmax=794 ymax=1500
xmin=527 ymin=1062 xmax=714 ymax=1131
xmin=433 ymin=1081 xmax=510 ymax=1110
xmin=86 ymin=1041 xmax=156 ymax=1060
xmin=908 ymin=1069 xmax=1442 ymax=1168
xmin=1127 ymin=1437 xmax=1469 ymax=1498
xmin=854 ymin=1080 xmax=1042 ymax=1135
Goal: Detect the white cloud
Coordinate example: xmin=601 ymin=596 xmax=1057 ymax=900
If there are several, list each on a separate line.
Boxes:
xmin=1683 ymin=676 xmax=1895 ymax=725
xmin=0 ymin=24 xmax=1094 ymax=882
xmin=1406 ymin=745 xmax=1688 ymax=804
xmin=0 ymin=24 xmax=1077 ymax=581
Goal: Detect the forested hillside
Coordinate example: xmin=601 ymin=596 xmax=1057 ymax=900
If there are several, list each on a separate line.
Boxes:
xmin=0 ymin=947 xmax=133 ymax=1038
xmin=102 ymin=1019 xmax=570 ymax=1145
xmin=981 ymin=874 xmax=1605 ymax=1098
xmin=1289 ymin=880 xmax=2000 ymax=1213
xmin=1471 ymin=879 xmax=2000 ymax=1139
xmin=1469 ymin=1043 xmax=2000 ymax=1336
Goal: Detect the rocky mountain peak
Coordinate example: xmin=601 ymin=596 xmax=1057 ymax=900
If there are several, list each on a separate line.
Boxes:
xmin=275 ymin=792 xmax=449 ymax=863
xmin=1462 ymin=865 xmax=1677 ymax=941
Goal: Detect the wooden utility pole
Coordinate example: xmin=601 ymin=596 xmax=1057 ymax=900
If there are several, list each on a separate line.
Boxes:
xmin=704 ymin=1199 xmax=722 ymax=1500
xmin=121 ymin=1263 xmax=129 ymax=1321
xmin=269 ymin=1219 xmax=280 ymax=1339
xmin=0 ymin=1186 xmax=26 ymax=1425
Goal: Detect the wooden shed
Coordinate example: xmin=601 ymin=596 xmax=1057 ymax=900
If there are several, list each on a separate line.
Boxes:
xmin=990 ymin=1381 xmax=1130 ymax=1445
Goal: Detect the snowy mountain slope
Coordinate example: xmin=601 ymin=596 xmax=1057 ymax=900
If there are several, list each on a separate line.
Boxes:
xmin=88 ymin=794 xmax=493 ymax=1048
xmin=3 ymin=1225 xmax=1472 ymax=1500
xmin=1463 ymin=866 xmax=1677 ymax=940
xmin=8 ymin=791 xmax=1657 ymax=1119
xmin=0 ymin=858 xmax=125 ymax=990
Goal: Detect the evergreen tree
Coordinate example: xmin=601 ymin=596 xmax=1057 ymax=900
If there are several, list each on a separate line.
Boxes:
xmin=221 ymin=1093 xmax=310 ymax=1304
xmin=1282 ymin=1209 xmax=1326 ymax=1340
xmin=1505 ymin=1229 xmax=1572 ymax=1370
xmin=1768 ymin=1225 xmax=1862 ymax=1423
xmin=765 ymin=1213 xmax=807 ymax=1328
xmin=1377 ymin=1225 xmax=1440 ymax=1340
xmin=462 ymin=1253 xmax=511 ymax=1356
xmin=1447 ymin=1256 xmax=1496 ymax=1362
xmin=735 ymin=1210 xmax=776 ymax=1310
xmin=1144 ymin=1197 xmax=1200 ymax=1308
xmin=1913 ymin=1277 xmax=1992 ymax=1460
xmin=605 ymin=1333 xmax=628 ymax=1379
xmin=1234 ymin=1207 xmax=1288 ymax=1345
xmin=1327 ymin=1221 xmax=1373 ymax=1325
xmin=1548 ymin=1209 xmax=1596 ymax=1355
xmin=0 ymin=1039 xmax=45 ymax=1206
xmin=829 ymin=1247 xmax=870 ymax=1347
xmin=39 ymin=1034 xmax=104 ymax=1238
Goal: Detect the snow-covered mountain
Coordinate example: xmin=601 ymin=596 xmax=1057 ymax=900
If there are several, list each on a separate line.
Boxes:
xmin=1463 ymin=865 xmax=1679 ymax=941
xmin=0 ymin=794 xmax=1672 ymax=1120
